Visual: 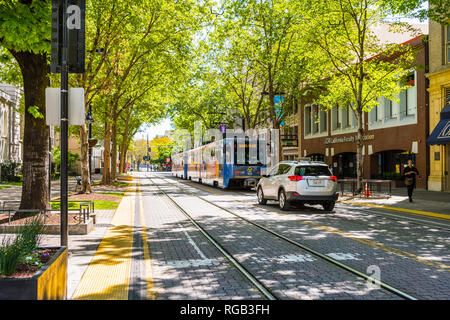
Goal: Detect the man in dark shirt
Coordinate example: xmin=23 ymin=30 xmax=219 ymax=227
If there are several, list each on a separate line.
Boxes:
xmin=403 ymin=160 xmax=419 ymax=202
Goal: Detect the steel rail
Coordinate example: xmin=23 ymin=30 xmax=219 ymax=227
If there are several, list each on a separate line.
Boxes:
xmin=157 ymin=174 xmax=418 ymax=301
xmin=168 ymin=175 xmax=450 ymax=232
xmin=146 ymin=177 xmax=278 ymax=301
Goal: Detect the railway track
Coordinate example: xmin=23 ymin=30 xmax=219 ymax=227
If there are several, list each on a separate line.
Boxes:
xmin=149 ymin=174 xmax=418 ymax=300
xmin=168 ymin=174 xmax=450 ymax=232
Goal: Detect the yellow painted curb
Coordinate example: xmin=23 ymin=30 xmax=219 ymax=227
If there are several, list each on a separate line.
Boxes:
xmin=136 ymin=178 xmax=157 ymax=300
xmin=72 ymin=185 xmax=136 ymax=300
xmin=339 ymin=200 xmax=450 ymax=221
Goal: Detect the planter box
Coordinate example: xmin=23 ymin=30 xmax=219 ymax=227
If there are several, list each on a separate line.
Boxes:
xmin=0 ymin=246 xmax=68 ymax=300
xmin=0 ymin=219 xmax=93 ymax=235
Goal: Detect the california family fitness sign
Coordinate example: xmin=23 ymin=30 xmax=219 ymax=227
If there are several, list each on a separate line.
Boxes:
xmin=324 ymin=134 xmax=375 ymax=145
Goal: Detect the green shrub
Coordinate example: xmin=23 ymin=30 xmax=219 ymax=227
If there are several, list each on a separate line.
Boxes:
xmin=16 ymin=217 xmax=45 ymax=254
xmin=0 ymin=217 xmax=45 ymax=276
xmin=0 ymin=237 xmax=23 ymax=276
xmin=0 ymin=162 xmax=22 ymax=182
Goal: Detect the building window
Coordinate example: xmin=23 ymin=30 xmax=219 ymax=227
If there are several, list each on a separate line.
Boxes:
xmin=320 ymin=109 xmax=327 ymax=132
xmin=304 ymin=106 xmax=311 ymax=135
xmin=312 ymin=105 xmax=319 ymax=134
xmin=446 ymin=87 xmax=450 ymax=105
xmin=1 ymin=110 xmax=7 ymax=137
xmin=332 ymin=106 xmax=340 ymax=131
xmin=400 ymin=72 xmax=416 ymax=117
xmin=446 ymin=25 xmax=450 ymax=64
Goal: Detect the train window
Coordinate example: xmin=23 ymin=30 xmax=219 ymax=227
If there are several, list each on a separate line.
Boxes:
xmin=233 ymin=137 xmax=264 ymax=165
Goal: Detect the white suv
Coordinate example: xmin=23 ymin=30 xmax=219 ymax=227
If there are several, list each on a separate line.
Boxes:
xmin=256 ymin=160 xmax=339 ymax=211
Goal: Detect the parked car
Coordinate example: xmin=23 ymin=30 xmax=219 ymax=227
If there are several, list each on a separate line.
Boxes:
xmin=256 ymin=160 xmax=339 ymax=211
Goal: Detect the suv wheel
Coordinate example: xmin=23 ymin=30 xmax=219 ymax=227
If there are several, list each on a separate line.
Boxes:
xmin=257 ymin=187 xmax=267 ymax=205
xmin=322 ymin=201 xmax=335 ymax=212
xmin=279 ymin=189 xmax=291 ymax=211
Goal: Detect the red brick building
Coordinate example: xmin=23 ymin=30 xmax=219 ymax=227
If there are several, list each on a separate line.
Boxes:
xmin=298 ymin=35 xmax=429 ymax=188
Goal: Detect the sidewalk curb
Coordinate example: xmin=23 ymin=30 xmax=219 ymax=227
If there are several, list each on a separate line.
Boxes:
xmin=338 ymin=199 xmax=450 ymax=220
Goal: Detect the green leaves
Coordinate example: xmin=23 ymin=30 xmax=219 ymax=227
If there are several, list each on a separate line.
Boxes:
xmin=0 ymin=0 xmax=51 ymax=55
xmin=28 ymin=106 xmax=44 ymax=119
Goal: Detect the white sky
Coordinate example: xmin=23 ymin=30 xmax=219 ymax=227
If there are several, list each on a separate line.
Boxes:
xmin=135 ymin=118 xmax=174 ymax=141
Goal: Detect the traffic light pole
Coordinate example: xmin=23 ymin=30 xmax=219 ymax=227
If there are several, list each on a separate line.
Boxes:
xmin=60 ymin=0 xmax=69 ymax=247
xmin=147 ymin=134 xmax=149 ymax=172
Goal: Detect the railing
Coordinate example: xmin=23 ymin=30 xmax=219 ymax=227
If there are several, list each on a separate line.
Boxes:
xmin=338 ymin=179 xmax=393 ymax=196
xmin=0 ymin=199 xmax=95 ymax=225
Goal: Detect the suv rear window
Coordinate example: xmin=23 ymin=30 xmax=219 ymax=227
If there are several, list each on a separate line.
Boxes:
xmin=295 ymin=166 xmax=331 ymax=176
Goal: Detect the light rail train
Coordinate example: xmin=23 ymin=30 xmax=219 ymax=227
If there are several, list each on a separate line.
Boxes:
xmin=172 ymin=137 xmax=268 ymax=189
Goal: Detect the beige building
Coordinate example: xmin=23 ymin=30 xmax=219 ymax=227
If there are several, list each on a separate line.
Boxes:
xmin=426 ymin=20 xmax=450 ymax=191
xmin=0 ymin=84 xmax=22 ymax=165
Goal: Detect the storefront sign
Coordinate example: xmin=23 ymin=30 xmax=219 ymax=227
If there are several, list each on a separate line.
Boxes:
xmin=325 ymin=134 xmax=375 ymax=145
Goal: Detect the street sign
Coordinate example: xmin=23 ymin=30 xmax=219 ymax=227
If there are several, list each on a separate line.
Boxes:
xmin=45 ymin=88 xmax=85 ymax=126
xmin=148 ymin=147 xmax=151 ymax=152
xmin=51 ymin=0 xmax=85 ymax=73
xmin=220 ymin=124 xmax=226 ymax=134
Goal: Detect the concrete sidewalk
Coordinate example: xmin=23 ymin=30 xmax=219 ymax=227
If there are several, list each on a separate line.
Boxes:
xmin=339 ymin=187 xmax=450 ymax=218
xmin=0 ymin=174 xmax=133 ymax=299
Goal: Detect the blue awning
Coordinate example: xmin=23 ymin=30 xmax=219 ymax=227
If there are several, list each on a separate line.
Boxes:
xmin=427 ymin=105 xmax=450 ymax=145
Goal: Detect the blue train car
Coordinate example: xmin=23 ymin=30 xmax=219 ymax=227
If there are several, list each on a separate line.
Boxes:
xmin=172 ymin=136 xmax=267 ymax=189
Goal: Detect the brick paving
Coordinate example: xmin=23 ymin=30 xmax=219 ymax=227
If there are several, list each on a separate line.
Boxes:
xmin=150 ymin=175 xmax=399 ymax=300
xmin=138 ymin=178 xmax=263 ymax=300
xmin=165 ymin=175 xmax=450 ymax=300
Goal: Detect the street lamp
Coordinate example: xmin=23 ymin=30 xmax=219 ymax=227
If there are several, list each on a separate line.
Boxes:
xmin=86 ymin=105 xmax=96 ymax=183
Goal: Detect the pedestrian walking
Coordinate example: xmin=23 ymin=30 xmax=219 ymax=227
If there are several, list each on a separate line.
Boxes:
xmin=403 ymin=159 xmax=419 ymax=202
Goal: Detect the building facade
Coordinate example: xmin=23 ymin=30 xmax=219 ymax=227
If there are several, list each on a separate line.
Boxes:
xmin=426 ymin=20 xmax=450 ymax=191
xmin=0 ymin=84 xmax=22 ymax=165
xmin=298 ymin=36 xmax=429 ymax=188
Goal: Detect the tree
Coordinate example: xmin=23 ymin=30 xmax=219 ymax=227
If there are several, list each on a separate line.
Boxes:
xmin=149 ymin=136 xmax=175 ymax=166
xmin=303 ymin=0 xmax=419 ymax=192
xmin=381 ymin=0 xmax=449 ymax=24
xmin=203 ymin=0 xmax=318 ymax=162
xmin=0 ymin=0 xmax=51 ymax=211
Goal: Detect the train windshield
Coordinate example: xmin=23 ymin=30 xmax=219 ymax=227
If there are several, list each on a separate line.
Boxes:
xmin=232 ymin=137 xmax=264 ymax=165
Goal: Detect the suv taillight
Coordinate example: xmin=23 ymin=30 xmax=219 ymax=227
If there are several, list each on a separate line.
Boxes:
xmin=289 ymin=175 xmax=303 ymax=181
xmin=330 ymin=176 xmax=338 ymax=182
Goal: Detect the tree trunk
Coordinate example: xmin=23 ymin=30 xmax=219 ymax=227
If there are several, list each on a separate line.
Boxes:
xmin=119 ymin=140 xmax=127 ymax=174
xmin=102 ymin=121 xmax=112 ymax=185
xmin=11 ymin=51 xmax=49 ymax=212
xmin=110 ymin=118 xmax=118 ymax=181
xmin=119 ymin=113 xmax=131 ymax=174
xmin=356 ymin=109 xmax=364 ymax=193
xmin=121 ymin=142 xmax=130 ymax=173
xmin=79 ymin=124 xmax=92 ymax=193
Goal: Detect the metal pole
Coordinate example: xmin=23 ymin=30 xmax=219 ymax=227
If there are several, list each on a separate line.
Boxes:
xmin=88 ymin=106 xmax=92 ymax=183
xmin=60 ymin=0 xmax=69 ymax=247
